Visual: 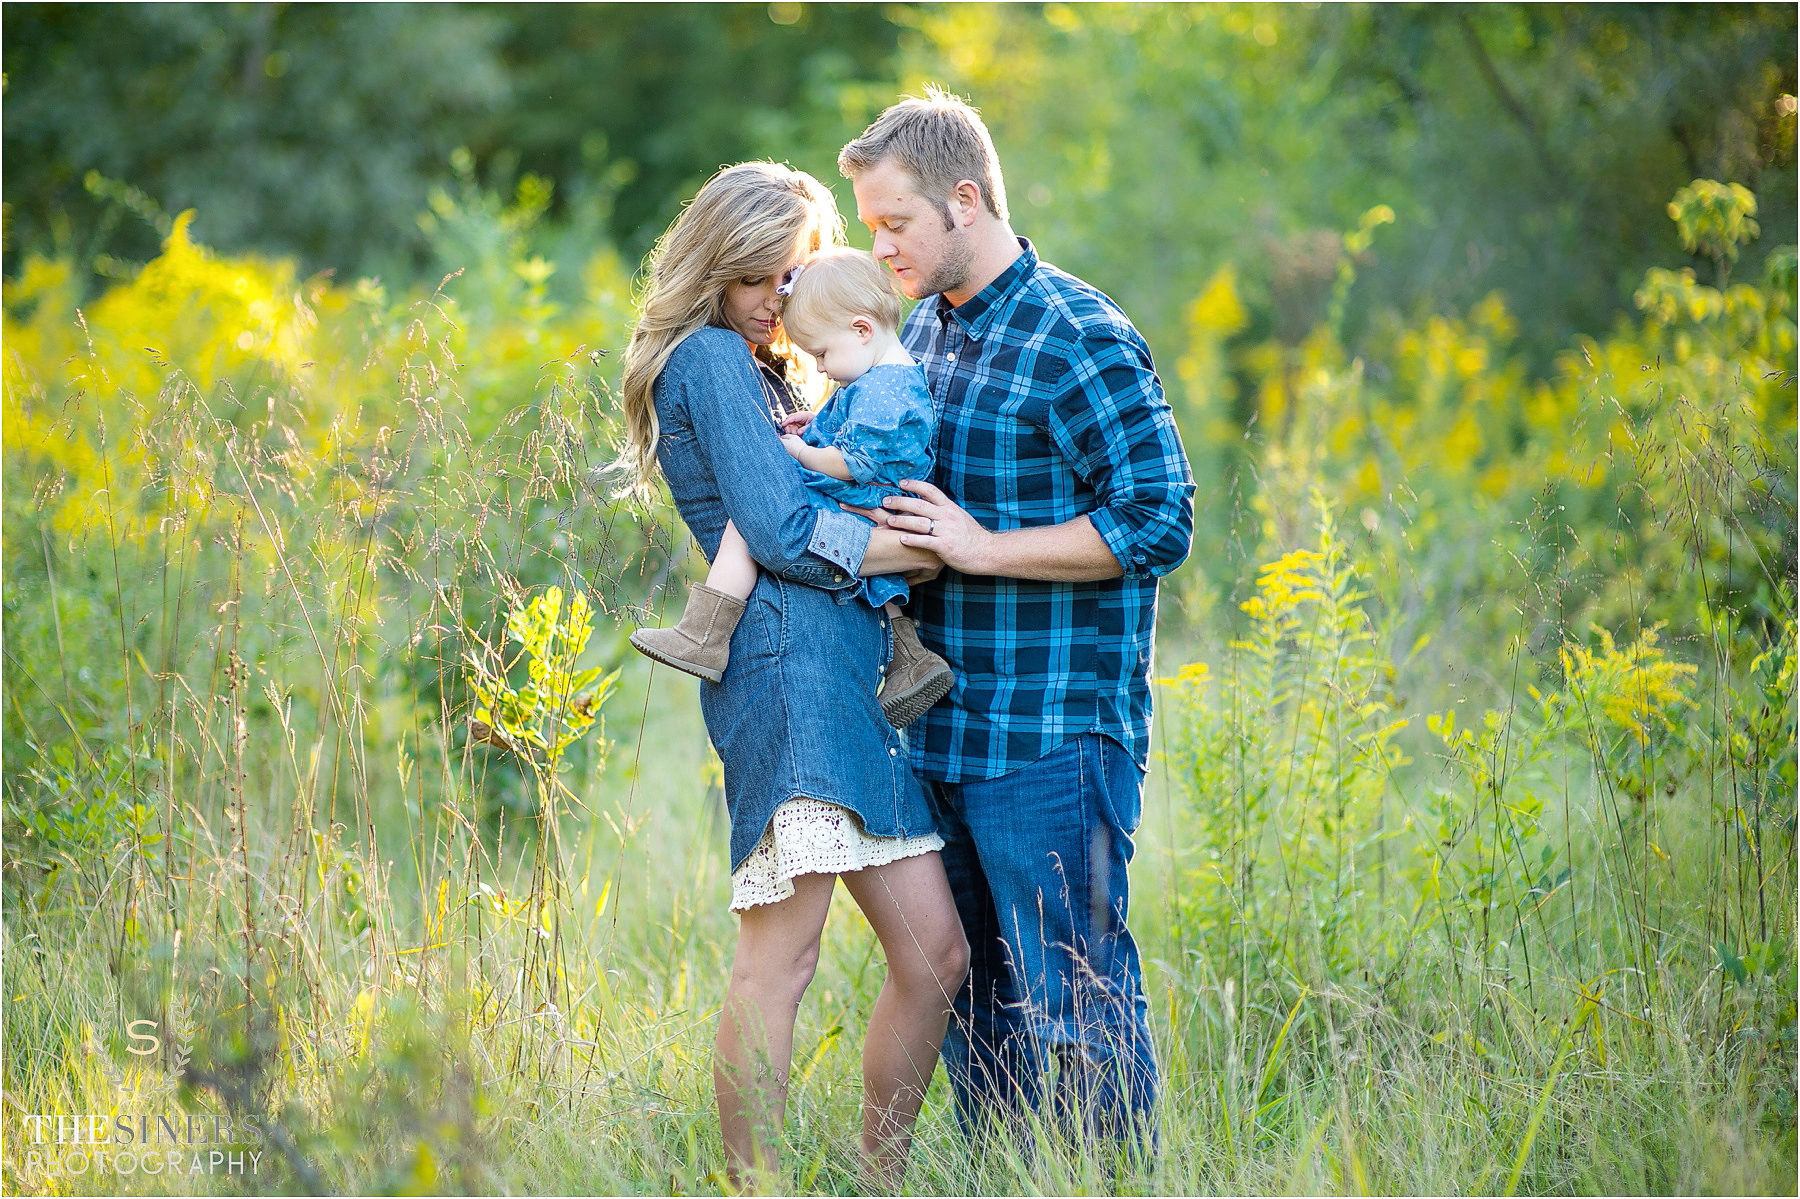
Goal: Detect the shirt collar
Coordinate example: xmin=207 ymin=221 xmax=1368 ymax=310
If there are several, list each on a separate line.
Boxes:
xmin=934 ymin=237 xmax=1038 ymax=342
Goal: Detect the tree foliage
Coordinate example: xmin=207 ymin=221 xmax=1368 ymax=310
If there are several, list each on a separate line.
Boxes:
xmin=7 ymin=4 xmax=1790 ymax=376
xmin=3 ymin=3 xmax=511 ymax=278
xmin=2 ymin=2 xmax=899 ymax=282
xmin=898 ymin=3 xmax=1796 ymax=366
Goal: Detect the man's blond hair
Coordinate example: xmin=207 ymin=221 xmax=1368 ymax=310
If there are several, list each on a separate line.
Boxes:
xmin=838 ymin=85 xmax=1009 ymax=224
xmin=780 ymin=248 xmax=903 ymax=344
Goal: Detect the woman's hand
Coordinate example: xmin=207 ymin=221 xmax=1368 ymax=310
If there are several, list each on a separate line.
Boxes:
xmin=902 ymin=560 xmax=946 ymax=586
xmin=845 ymin=502 xmax=944 ymax=580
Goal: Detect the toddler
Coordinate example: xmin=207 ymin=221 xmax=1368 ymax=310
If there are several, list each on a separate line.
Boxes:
xmin=631 ymin=247 xmax=954 ymax=728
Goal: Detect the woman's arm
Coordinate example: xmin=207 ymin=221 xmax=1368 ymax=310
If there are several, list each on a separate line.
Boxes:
xmin=861 ymin=526 xmax=941 ymax=577
xmin=674 ymin=330 xmax=872 ymax=586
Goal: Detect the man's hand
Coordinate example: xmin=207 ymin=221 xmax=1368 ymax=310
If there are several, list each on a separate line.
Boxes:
xmin=881 ymin=480 xmax=998 ymax=576
xmin=882 ymin=480 xmax=1125 ymax=582
xmin=843 ymin=500 xmax=945 ymax=580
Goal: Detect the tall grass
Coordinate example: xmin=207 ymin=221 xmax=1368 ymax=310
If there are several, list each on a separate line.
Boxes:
xmin=2 ymin=189 xmax=1793 ymax=1195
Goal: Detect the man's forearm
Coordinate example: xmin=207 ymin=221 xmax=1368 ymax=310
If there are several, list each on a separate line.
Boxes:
xmin=969 ymin=515 xmax=1123 ymax=582
xmin=877 ymin=482 xmax=1128 ymax=583
xmin=862 ymin=519 xmax=1119 ymax=581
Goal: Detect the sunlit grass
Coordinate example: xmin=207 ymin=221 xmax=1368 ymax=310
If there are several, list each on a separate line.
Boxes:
xmin=2 ymin=190 xmax=1793 ymax=1195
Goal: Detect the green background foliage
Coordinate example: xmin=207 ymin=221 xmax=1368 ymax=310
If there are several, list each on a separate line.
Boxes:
xmin=8 ymin=3 xmax=1793 ymax=355
xmin=2 ymin=4 xmax=1795 ymax=1194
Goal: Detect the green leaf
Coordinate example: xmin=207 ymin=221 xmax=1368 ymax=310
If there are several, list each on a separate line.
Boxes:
xmin=1716 ymin=940 xmax=1748 ymax=985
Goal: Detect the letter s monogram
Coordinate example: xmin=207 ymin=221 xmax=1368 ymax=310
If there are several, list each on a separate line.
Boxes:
xmin=126 ymin=1019 xmax=160 ymax=1056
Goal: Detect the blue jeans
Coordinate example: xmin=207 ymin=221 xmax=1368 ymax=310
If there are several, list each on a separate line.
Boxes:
xmin=925 ymin=733 xmax=1158 ymax=1143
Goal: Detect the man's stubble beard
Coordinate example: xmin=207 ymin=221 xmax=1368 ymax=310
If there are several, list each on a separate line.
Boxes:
xmin=915 ymin=222 xmax=976 ymax=301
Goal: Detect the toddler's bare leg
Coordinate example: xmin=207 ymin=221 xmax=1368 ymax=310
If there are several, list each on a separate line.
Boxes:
xmin=628 ymin=521 xmax=756 ymax=683
xmin=707 ymin=521 xmax=761 ymax=600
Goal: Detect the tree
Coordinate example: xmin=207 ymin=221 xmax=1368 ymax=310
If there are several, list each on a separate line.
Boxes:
xmin=2 ymin=3 xmax=903 ymax=285
xmin=3 ymin=3 xmax=510 ymax=279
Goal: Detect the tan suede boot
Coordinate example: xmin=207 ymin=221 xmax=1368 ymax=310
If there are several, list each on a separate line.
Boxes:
xmin=879 ymin=614 xmax=955 ymax=728
xmin=629 ymin=584 xmax=747 ymax=683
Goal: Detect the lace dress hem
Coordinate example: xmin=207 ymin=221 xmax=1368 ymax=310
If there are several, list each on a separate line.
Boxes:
xmin=729 ymin=796 xmax=944 ymax=911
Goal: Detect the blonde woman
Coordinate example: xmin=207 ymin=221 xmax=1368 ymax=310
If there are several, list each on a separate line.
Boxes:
xmin=617 ymin=161 xmax=969 ymax=1190
xmin=630 ymin=246 xmax=955 ymax=727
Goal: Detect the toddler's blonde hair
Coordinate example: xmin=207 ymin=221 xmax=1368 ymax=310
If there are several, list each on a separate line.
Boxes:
xmin=780 ymin=248 xmax=903 ymax=344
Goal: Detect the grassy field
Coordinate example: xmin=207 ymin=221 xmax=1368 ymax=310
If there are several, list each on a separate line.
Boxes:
xmin=4 ymin=630 xmax=1793 ymax=1195
xmin=2 ymin=193 xmax=1794 ymax=1195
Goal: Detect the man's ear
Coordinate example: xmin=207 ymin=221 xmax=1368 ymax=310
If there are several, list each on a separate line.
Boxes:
xmin=950 ymin=179 xmax=982 ymax=228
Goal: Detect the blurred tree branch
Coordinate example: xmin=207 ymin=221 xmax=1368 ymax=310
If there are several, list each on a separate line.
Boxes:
xmin=1455 ymin=9 xmax=1569 ymax=200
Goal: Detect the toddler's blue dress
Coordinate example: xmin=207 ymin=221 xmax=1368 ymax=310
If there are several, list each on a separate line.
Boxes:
xmin=796 ymin=363 xmax=935 ymax=608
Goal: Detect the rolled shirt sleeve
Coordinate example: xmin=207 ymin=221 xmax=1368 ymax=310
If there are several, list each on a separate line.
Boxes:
xmin=806 ymin=507 xmax=874 ymax=579
xmin=1049 ymin=332 xmax=1196 ymax=580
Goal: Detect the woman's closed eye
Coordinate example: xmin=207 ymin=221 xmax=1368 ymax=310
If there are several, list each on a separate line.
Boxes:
xmin=740 ymin=276 xmax=767 ymax=287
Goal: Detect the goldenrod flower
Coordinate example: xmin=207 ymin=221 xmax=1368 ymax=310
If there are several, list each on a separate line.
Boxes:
xmin=1559 ymin=625 xmax=1698 ymax=744
xmin=1156 ymin=661 xmax=1211 ymax=688
xmin=1240 ymin=548 xmax=1325 ymax=622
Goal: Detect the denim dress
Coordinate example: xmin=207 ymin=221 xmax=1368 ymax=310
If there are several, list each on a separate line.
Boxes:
xmin=651 ymin=326 xmax=936 ymax=872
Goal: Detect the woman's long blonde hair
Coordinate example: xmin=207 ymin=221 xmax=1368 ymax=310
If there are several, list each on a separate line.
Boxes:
xmin=616 ymin=161 xmax=844 ymax=497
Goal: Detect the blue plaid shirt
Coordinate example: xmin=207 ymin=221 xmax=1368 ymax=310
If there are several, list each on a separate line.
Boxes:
xmin=901 ymin=239 xmax=1194 ymax=783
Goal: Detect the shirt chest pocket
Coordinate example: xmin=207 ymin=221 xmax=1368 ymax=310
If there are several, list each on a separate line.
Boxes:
xmin=938 ymin=392 xmax=1008 ymax=512
xmin=1001 ymin=396 xmax=1061 ymax=510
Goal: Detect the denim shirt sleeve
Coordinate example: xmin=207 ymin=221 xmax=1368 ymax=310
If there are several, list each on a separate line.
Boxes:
xmin=838 ymin=403 xmax=933 ymax=485
xmin=672 ymin=329 xmax=870 ymax=588
xmin=1048 ymin=331 xmax=1196 ymax=580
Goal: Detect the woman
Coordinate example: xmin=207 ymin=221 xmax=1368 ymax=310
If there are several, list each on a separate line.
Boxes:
xmin=616 ymin=161 xmax=969 ymax=1190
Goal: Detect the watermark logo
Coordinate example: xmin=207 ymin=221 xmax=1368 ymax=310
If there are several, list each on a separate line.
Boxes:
xmin=125 ymin=1018 xmax=162 ymax=1056
xmin=17 ymin=1018 xmax=267 ymax=1180
xmin=18 ymin=1113 xmax=266 ymax=1179
xmin=102 ymin=1018 xmax=192 ymax=1101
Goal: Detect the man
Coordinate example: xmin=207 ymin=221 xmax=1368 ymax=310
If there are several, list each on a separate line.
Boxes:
xmin=838 ymin=89 xmax=1195 ymax=1143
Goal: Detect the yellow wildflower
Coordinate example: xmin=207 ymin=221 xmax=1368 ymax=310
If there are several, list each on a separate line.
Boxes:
xmin=1559 ymin=625 xmax=1699 ymax=744
xmin=1156 ymin=661 xmax=1211 ymax=688
xmin=1240 ymin=548 xmax=1325 ymax=622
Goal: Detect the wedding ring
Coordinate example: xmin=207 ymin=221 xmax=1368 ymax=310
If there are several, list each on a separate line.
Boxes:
xmin=927 ymin=519 xmax=937 ymax=537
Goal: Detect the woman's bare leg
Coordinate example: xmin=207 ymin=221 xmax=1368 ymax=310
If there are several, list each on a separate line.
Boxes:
xmin=840 ymin=851 xmax=971 ymax=1192
xmin=715 ymin=871 xmax=836 ymax=1191
xmin=706 ymin=520 xmax=761 ymax=600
